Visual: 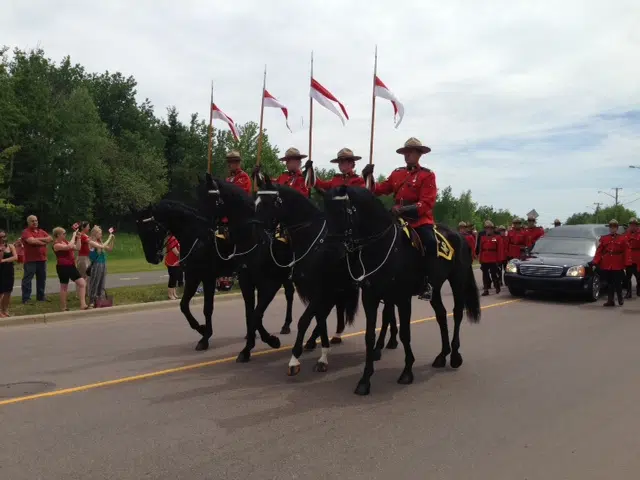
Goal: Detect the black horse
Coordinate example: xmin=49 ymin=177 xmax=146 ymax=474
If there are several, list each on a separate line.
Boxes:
xmin=254 ymin=175 xmax=398 ymax=374
xmin=323 ymin=185 xmax=481 ymax=395
xmin=134 ymin=200 xmax=249 ymax=351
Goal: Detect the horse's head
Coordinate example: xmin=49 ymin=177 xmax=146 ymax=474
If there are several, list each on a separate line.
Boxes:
xmin=133 ymin=203 xmax=167 ymax=264
xmin=323 ymin=186 xmax=393 ymax=246
xmin=254 ymin=174 xmax=281 ymax=230
xmin=196 ymin=172 xmax=224 ymax=223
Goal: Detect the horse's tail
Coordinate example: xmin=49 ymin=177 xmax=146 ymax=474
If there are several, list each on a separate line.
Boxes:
xmin=336 ymin=287 xmax=360 ymax=326
xmin=464 ymin=262 xmax=481 ymax=323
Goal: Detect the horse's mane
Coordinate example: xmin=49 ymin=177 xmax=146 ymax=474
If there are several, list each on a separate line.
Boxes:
xmin=269 ymin=183 xmax=321 ymax=215
xmin=155 ymin=199 xmax=207 ymax=222
xmin=214 ymin=177 xmax=256 ymax=212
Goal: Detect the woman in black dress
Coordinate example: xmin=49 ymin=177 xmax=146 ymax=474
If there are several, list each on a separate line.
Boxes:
xmin=0 ymin=230 xmax=17 ymax=317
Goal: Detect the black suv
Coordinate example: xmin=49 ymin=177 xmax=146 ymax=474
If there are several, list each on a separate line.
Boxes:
xmin=504 ymin=224 xmax=626 ymax=301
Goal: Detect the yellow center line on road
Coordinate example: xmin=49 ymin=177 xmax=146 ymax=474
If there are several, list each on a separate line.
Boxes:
xmin=0 ymin=299 xmax=520 ymax=407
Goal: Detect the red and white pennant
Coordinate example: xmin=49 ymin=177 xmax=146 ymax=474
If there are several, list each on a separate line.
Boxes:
xmin=309 ymin=78 xmax=349 ymax=125
xmin=263 ymin=90 xmax=291 ymax=132
xmin=374 ymin=76 xmax=404 ymax=128
xmin=211 ymin=103 xmax=239 ymax=141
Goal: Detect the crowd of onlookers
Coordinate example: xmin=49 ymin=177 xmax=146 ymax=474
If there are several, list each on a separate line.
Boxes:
xmin=0 ymin=215 xmax=116 ymax=316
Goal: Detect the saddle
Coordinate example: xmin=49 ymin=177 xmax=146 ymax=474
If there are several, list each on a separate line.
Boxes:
xmin=396 ymin=218 xmax=454 ymax=261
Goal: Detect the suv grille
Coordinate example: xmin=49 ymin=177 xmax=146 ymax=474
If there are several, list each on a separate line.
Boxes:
xmin=519 ymin=264 xmax=564 ymax=277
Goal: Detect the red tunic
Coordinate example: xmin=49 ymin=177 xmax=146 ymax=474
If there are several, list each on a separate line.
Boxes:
xmin=505 ymin=228 xmax=530 ymax=259
xmin=226 ymin=169 xmax=252 ymax=195
xmin=315 ymin=171 xmax=365 ymax=190
xmin=524 ymin=226 xmax=545 ymax=245
xmin=372 ymin=165 xmax=437 ymax=228
xmin=479 ymin=234 xmax=505 ymax=264
xmin=276 ymin=170 xmax=310 ymax=197
xmin=593 ymin=234 xmax=631 ymax=271
xmin=624 ymin=230 xmax=640 ymax=266
xmin=464 ymin=233 xmax=477 ymax=260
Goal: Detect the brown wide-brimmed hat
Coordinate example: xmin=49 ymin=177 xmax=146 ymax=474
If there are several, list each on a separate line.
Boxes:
xmin=330 ymin=147 xmax=362 ymax=164
xmin=226 ymin=150 xmax=241 ymax=161
xmin=458 ymin=221 xmax=467 ymax=228
xmin=497 ymin=225 xmax=506 ymax=230
xmin=527 ymin=215 xmax=536 ymax=222
xmin=629 ymin=217 xmax=638 ymax=224
xmin=553 ymin=219 xmax=561 ymax=224
xmin=484 ymin=220 xmax=494 ymax=228
xmin=396 ymin=137 xmax=431 ymax=155
xmin=512 ymin=217 xmax=522 ymax=224
xmin=279 ymin=147 xmax=308 ymax=161
xmin=609 ymin=219 xmax=619 ymax=226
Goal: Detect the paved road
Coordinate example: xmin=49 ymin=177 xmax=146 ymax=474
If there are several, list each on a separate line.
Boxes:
xmin=14 ymin=270 xmax=169 ymax=295
xmin=1 ymin=285 xmax=639 ymax=479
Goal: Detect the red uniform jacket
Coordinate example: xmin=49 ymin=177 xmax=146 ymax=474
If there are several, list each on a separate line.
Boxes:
xmin=226 ymin=169 xmax=252 ymax=195
xmin=593 ymin=234 xmax=631 ymax=271
xmin=479 ymin=234 xmax=505 ymax=264
xmin=624 ymin=230 xmax=640 ymax=266
xmin=372 ymin=165 xmax=437 ymax=228
xmin=506 ymin=228 xmax=530 ymax=259
xmin=315 ymin=171 xmax=365 ymax=190
xmin=464 ymin=233 xmax=477 ymax=260
xmin=276 ymin=170 xmax=310 ymax=197
xmin=524 ymin=226 xmax=545 ymax=246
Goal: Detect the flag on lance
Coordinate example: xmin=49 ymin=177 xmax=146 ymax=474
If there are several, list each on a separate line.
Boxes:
xmin=263 ymin=90 xmax=291 ymax=132
xmin=211 ymin=103 xmax=239 ymax=141
xmin=374 ymin=76 xmax=405 ymax=128
xmin=309 ymin=78 xmax=349 ymax=125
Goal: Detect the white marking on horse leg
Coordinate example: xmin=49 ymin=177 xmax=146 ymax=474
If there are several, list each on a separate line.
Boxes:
xmin=318 ymin=347 xmax=330 ymax=365
xmin=333 ymin=331 xmax=342 ymax=339
xmin=288 ymin=355 xmax=301 ymax=368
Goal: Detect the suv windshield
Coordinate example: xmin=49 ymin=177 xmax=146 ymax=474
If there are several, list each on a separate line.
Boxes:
xmin=531 ymin=237 xmax=596 ymax=257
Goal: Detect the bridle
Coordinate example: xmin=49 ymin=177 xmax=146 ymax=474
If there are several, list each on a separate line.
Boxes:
xmin=140 ymin=215 xmax=200 ymax=266
xmin=329 ymin=193 xmax=398 ymax=283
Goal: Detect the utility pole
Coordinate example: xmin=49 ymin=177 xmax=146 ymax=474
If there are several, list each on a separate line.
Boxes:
xmin=593 ymin=202 xmax=602 ymax=223
xmin=598 ymin=187 xmax=623 ymax=206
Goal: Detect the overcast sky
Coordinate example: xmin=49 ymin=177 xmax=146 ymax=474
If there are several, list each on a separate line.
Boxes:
xmin=4 ymin=0 xmax=640 ymax=225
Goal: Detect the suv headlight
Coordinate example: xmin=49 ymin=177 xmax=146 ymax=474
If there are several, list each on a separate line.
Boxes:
xmin=566 ymin=265 xmax=586 ymax=278
xmin=505 ymin=261 xmax=518 ymax=274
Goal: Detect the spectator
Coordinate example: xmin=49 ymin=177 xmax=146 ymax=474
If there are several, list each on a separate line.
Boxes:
xmin=87 ymin=225 xmax=114 ymax=308
xmin=52 ymin=226 xmax=88 ymax=311
xmin=76 ymin=221 xmax=91 ymax=278
xmin=0 ymin=230 xmax=17 ymax=317
xmin=164 ymin=234 xmax=182 ymax=300
xmin=20 ymin=215 xmax=52 ymax=304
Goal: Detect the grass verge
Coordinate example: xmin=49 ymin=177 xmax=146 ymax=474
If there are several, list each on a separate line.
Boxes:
xmin=5 ymin=283 xmax=239 ymax=318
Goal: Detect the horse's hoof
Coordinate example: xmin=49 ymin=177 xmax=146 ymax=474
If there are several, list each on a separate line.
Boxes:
xmin=266 ymin=336 xmax=281 ymax=349
xmin=330 ymin=336 xmax=342 ymax=345
xmin=287 ymin=365 xmax=301 ymax=376
xmin=397 ymin=370 xmax=414 ymax=385
xmin=373 ymin=348 xmax=382 ymax=362
xmin=354 ymin=382 xmax=371 ymax=396
xmin=280 ymin=325 xmax=291 ymax=335
xmin=195 ymin=339 xmax=209 ymax=351
xmin=386 ymin=338 xmax=399 ymax=350
xmin=313 ymin=362 xmax=328 ymax=373
xmin=432 ymin=354 xmax=447 ymax=368
xmin=450 ymin=353 xmax=463 ymax=369
xmin=236 ymin=351 xmax=251 ymax=363
xmin=304 ymin=341 xmax=317 ymax=351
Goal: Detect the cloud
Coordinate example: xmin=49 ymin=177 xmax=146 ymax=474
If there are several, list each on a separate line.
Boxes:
xmin=2 ymin=0 xmax=640 ymax=226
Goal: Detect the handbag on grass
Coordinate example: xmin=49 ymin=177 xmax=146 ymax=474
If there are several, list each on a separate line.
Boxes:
xmin=95 ymin=290 xmax=113 ymax=308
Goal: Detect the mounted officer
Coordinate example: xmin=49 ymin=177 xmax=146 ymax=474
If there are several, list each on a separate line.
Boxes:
xmin=225 ymin=150 xmax=252 ymax=195
xmin=361 ymin=137 xmax=437 ymax=301
xmin=304 ymin=147 xmax=365 ymax=192
xmin=252 ymin=147 xmax=310 ymax=197
xmin=592 ymin=219 xmax=631 ymax=307
xmin=624 ymin=217 xmax=640 ymax=298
